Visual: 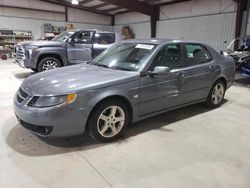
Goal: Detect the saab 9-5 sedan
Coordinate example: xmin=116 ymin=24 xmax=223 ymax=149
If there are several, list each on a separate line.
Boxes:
xmin=14 ymin=39 xmax=235 ymax=142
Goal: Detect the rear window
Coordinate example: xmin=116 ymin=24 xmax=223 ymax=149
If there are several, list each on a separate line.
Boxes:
xmin=184 ymin=43 xmax=212 ymax=66
xmin=94 ymin=33 xmax=115 ymax=44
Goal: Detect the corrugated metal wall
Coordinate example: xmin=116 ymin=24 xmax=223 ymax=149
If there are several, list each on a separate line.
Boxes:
xmin=113 ymin=22 xmax=151 ymax=40
xmin=0 ymin=16 xmax=113 ymax=40
xmin=157 ymin=12 xmax=236 ymax=50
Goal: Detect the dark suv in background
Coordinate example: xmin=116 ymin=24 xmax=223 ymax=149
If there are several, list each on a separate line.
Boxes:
xmin=15 ymin=29 xmax=120 ymax=72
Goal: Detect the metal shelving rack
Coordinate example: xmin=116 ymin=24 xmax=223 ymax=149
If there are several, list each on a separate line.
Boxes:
xmin=0 ymin=29 xmax=32 ymax=58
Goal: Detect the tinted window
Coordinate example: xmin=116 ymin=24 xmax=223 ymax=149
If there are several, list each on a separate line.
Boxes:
xmin=184 ymin=44 xmax=212 ymax=66
xmin=94 ymin=33 xmax=115 ymax=44
xmin=74 ymin=31 xmax=93 ymax=44
xmin=151 ymin=43 xmax=182 ymax=70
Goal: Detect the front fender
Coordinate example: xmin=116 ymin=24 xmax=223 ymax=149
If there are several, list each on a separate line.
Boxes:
xmin=69 ymin=80 xmax=140 ymax=127
xmin=34 ymin=47 xmax=67 ymax=66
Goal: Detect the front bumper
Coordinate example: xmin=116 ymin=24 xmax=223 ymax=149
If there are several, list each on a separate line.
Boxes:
xmin=15 ymin=56 xmax=36 ymax=69
xmin=15 ymin=45 xmax=36 ymax=69
xmin=13 ymin=91 xmax=89 ymax=137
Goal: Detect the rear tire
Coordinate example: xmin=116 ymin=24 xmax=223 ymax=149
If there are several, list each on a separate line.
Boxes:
xmin=87 ymin=99 xmax=129 ymax=142
xmin=37 ymin=57 xmax=62 ymax=72
xmin=205 ymin=80 xmax=226 ymax=108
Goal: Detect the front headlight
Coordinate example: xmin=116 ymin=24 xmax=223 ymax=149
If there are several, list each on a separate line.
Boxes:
xmin=28 ymin=93 xmax=77 ymax=108
xmin=25 ymin=45 xmax=38 ymax=51
xmin=25 ymin=45 xmax=38 ymax=56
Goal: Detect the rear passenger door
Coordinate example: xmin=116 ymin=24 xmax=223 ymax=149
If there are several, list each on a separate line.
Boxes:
xmin=180 ymin=43 xmax=217 ymax=103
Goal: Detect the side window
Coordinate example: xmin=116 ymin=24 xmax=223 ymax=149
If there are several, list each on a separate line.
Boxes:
xmin=151 ymin=43 xmax=182 ymax=70
xmin=74 ymin=31 xmax=93 ymax=44
xmin=184 ymin=43 xmax=212 ymax=66
xmin=94 ymin=33 xmax=115 ymax=44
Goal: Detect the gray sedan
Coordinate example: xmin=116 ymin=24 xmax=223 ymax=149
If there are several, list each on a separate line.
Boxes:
xmin=14 ymin=39 xmax=235 ymax=142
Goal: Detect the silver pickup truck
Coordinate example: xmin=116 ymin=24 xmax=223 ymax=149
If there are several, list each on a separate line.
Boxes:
xmin=15 ymin=29 xmax=120 ymax=72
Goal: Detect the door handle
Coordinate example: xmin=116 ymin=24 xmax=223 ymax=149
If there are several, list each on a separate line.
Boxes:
xmin=209 ymin=65 xmax=216 ymax=71
xmin=176 ymin=72 xmax=186 ymax=77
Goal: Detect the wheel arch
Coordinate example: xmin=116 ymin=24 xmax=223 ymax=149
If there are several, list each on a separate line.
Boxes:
xmin=206 ymin=76 xmax=228 ymax=100
xmin=36 ymin=52 xmax=66 ymax=68
xmin=214 ymin=76 xmax=227 ymax=88
xmin=86 ymin=95 xmax=134 ymax=130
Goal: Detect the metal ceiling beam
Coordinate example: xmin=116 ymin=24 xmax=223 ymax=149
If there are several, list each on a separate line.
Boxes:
xmin=156 ymin=0 xmax=192 ymax=6
xmin=39 ymin=0 xmax=112 ymax=16
xmin=143 ymin=0 xmax=162 ymax=4
xmin=79 ymin=0 xmax=93 ymax=5
xmin=100 ymin=0 xmax=159 ymax=37
xmin=105 ymin=6 xmax=124 ymax=12
xmin=0 ymin=4 xmax=65 ymax=14
xmin=99 ymin=0 xmax=156 ymax=15
xmin=90 ymin=2 xmax=110 ymax=9
xmin=115 ymin=10 xmax=130 ymax=15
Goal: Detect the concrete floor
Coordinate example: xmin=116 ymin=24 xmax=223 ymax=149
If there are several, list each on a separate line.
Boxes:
xmin=0 ymin=59 xmax=250 ymax=188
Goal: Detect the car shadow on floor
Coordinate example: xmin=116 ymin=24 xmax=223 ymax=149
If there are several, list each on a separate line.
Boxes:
xmin=6 ymin=101 xmax=227 ymax=156
xmin=14 ymin=72 xmax=35 ymax=80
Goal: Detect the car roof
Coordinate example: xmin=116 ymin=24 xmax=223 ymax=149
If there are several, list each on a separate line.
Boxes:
xmin=122 ymin=38 xmax=205 ymax=45
xmin=72 ymin=29 xmax=115 ymax=33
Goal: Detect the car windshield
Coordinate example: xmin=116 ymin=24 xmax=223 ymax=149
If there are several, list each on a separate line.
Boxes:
xmin=52 ymin=31 xmax=74 ymax=42
xmin=92 ymin=42 xmax=156 ymax=71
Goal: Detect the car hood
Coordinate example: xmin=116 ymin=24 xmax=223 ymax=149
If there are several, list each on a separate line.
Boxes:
xmin=21 ymin=64 xmax=139 ymax=96
xmin=17 ymin=40 xmax=65 ymax=47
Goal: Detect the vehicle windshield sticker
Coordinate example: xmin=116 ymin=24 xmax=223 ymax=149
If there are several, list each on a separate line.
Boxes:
xmin=135 ymin=44 xmax=154 ymax=50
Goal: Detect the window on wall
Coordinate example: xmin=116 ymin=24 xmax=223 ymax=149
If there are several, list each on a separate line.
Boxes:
xmin=151 ymin=43 xmax=183 ymax=70
xmin=184 ymin=43 xmax=212 ymax=66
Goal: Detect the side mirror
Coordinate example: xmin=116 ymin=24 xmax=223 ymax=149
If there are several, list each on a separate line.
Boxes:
xmin=151 ymin=66 xmax=170 ymax=76
xmin=68 ymin=37 xmax=75 ymax=45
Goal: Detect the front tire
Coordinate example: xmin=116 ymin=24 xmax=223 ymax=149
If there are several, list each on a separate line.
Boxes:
xmin=37 ymin=57 xmax=62 ymax=72
xmin=87 ymin=100 xmax=129 ymax=142
xmin=205 ymin=80 xmax=226 ymax=108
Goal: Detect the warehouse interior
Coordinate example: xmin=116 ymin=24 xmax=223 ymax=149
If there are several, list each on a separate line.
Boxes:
xmin=0 ymin=0 xmax=250 ymax=188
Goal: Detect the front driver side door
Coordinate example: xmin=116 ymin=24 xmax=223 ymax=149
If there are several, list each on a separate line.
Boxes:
xmin=67 ymin=31 xmax=94 ymax=64
xmin=139 ymin=43 xmax=185 ymax=116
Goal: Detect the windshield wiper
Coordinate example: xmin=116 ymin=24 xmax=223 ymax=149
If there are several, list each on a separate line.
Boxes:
xmin=93 ymin=64 xmax=133 ymax=71
xmin=86 ymin=60 xmax=94 ymax=65
xmin=94 ymin=64 xmax=110 ymax=68
xmin=110 ymin=66 xmax=133 ymax=71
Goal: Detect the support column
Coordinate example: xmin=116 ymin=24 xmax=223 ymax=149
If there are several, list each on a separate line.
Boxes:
xmin=65 ymin=6 xmax=68 ymax=22
xmin=234 ymin=0 xmax=247 ymax=49
xmin=150 ymin=6 xmax=159 ymax=38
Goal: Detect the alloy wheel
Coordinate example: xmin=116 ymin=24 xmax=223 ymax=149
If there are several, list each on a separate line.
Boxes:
xmin=212 ymin=83 xmax=224 ymax=105
xmin=97 ymin=106 xmax=125 ymax=138
xmin=42 ymin=60 xmax=59 ymax=71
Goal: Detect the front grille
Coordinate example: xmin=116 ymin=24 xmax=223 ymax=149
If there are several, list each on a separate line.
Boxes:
xmin=16 ymin=94 xmax=24 ymax=103
xmin=15 ymin=45 xmax=25 ymax=60
xmin=20 ymin=119 xmax=53 ymax=136
xmin=16 ymin=87 xmax=29 ymax=103
xmin=19 ymin=88 xmax=28 ymax=98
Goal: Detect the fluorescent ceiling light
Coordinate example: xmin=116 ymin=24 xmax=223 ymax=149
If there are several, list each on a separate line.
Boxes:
xmin=72 ymin=0 xmax=79 ymax=5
